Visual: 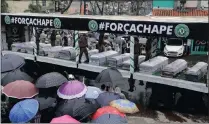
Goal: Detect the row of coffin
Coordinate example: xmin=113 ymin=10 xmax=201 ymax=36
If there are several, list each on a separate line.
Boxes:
xmin=11 ymin=42 xmax=208 ymax=82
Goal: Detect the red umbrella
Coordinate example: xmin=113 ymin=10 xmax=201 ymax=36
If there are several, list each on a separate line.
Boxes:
xmin=2 ymin=80 xmax=38 ymax=99
xmin=92 ymin=106 xmax=126 ymax=120
xmin=50 ymin=115 xmax=80 ymax=123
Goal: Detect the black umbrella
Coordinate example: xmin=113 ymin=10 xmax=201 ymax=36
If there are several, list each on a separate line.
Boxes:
xmin=73 ymin=98 xmax=99 ymax=122
xmin=55 ymin=97 xmax=98 ymax=121
xmin=35 ymin=72 xmax=68 ymax=88
xmin=55 ymin=98 xmax=81 ymax=117
xmin=1 ymin=72 xmax=9 ymax=79
xmin=1 ymin=69 xmax=34 ymax=86
xmin=35 ymin=95 xmax=57 ymax=111
xmin=95 ymin=67 xmax=129 ymax=90
xmin=91 ymin=114 xmax=128 ymax=124
xmin=1 ymin=54 xmax=25 ymax=73
xmin=96 ymin=92 xmax=121 ymax=107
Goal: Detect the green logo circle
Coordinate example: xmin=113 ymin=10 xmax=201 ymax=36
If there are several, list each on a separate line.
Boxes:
xmin=88 ymin=20 xmax=98 ymax=32
xmin=54 ymin=18 xmax=61 ymax=28
xmin=174 ymin=24 xmax=190 ymax=38
xmin=4 ymin=15 xmax=11 ymax=24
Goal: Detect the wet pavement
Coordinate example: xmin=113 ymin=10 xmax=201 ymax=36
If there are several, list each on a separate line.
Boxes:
xmin=127 ymin=109 xmax=209 ymax=124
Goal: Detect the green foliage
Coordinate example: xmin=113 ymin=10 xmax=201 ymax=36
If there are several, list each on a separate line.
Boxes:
xmin=24 ymin=3 xmax=43 ymax=13
xmin=1 ymin=0 xmax=9 ymax=13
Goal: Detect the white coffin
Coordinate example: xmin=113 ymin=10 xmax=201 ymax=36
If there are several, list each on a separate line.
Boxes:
xmin=108 ymin=53 xmax=130 ymax=67
xmin=81 ymin=49 xmax=99 ymax=62
xmin=162 ymin=59 xmax=187 ymax=77
xmin=121 ymin=55 xmax=145 ymax=70
xmin=89 ymin=50 xmax=118 ymax=66
xmin=23 ymin=42 xmax=51 ymax=56
xmin=57 ymin=46 xmax=76 ymax=60
xmin=185 ymin=62 xmax=208 ymax=82
xmin=47 ymin=46 xmax=63 ymax=58
xmin=140 ymin=56 xmax=168 ymax=74
xmin=11 ymin=43 xmax=25 ymax=52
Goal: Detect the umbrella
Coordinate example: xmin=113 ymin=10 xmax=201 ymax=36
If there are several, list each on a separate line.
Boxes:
xmin=1 ymin=54 xmax=25 ymax=73
xmin=2 ymin=80 xmax=38 ymax=99
xmin=110 ymin=99 xmax=139 ymax=114
xmin=1 ymin=72 xmax=8 ymax=79
xmin=95 ymin=67 xmax=129 ymax=90
xmin=9 ymin=99 xmax=39 ymax=123
xmin=50 ymin=115 xmax=80 ymax=123
xmin=91 ymin=114 xmax=128 ymax=124
xmin=96 ymin=92 xmax=121 ymax=107
xmin=92 ymin=106 xmax=126 ymax=120
xmin=55 ymin=97 xmax=87 ymax=117
xmin=57 ymin=80 xmax=87 ymax=100
xmin=35 ymin=72 xmax=68 ymax=88
xmin=73 ymin=98 xmax=99 ymax=121
xmin=1 ymin=69 xmax=34 ymax=86
xmin=85 ymin=86 xmax=102 ymax=99
xmin=35 ymin=95 xmax=57 ymax=110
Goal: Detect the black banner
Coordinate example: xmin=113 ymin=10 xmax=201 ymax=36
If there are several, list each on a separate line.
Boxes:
xmin=1 ymin=14 xmax=208 ymax=40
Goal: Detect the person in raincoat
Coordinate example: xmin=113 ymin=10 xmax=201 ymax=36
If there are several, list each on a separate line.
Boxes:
xmin=78 ymin=33 xmax=89 ymax=63
xmin=134 ymin=37 xmax=141 ymax=71
xmin=56 ymin=32 xmax=62 ymax=46
xmin=39 ymin=31 xmax=47 ymax=43
xmin=145 ymin=37 xmax=152 ymax=61
xmin=115 ymin=87 xmax=126 ymax=99
xmin=50 ymin=30 xmax=56 ymax=46
xmin=96 ymin=33 xmax=105 ymax=53
xmin=62 ymin=35 xmax=68 ymax=46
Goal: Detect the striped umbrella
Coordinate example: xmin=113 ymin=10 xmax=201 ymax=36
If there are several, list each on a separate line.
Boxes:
xmin=110 ymin=99 xmax=139 ymax=114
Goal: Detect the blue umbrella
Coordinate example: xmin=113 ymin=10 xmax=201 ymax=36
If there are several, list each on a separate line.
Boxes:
xmin=85 ymin=86 xmax=102 ymax=99
xmin=9 ymin=99 xmax=39 ymax=123
xmin=96 ymin=92 xmax=121 ymax=107
xmin=91 ymin=114 xmax=128 ymax=124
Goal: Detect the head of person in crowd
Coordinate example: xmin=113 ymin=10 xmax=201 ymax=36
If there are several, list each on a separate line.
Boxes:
xmin=68 ymin=74 xmax=75 ymax=80
xmin=101 ymin=84 xmax=106 ymax=91
xmin=115 ymin=86 xmax=126 ymax=99
xmin=115 ymin=86 xmax=122 ymax=94
xmin=106 ymin=86 xmax=110 ymax=92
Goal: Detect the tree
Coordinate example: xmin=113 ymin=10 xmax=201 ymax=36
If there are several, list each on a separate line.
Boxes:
xmin=1 ymin=0 xmax=9 ymax=13
xmin=24 ymin=4 xmax=43 ymax=13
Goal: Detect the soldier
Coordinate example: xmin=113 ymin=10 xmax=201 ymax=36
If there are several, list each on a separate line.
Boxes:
xmin=78 ymin=31 xmax=89 ymax=63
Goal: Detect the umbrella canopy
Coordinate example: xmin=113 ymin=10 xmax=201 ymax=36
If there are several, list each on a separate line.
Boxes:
xmin=1 ymin=54 xmax=25 ymax=73
xmin=91 ymin=114 xmax=128 ymax=124
xmin=73 ymin=98 xmax=99 ymax=121
xmin=1 ymin=72 xmax=9 ymax=79
xmin=35 ymin=95 xmax=57 ymax=110
xmin=50 ymin=115 xmax=80 ymax=123
xmin=92 ymin=106 xmax=126 ymax=120
xmin=110 ymin=99 xmax=139 ymax=114
xmin=57 ymin=80 xmax=87 ymax=100
xmin=2 ymin=80 xmax=38 ymax=99
xmin=9 ymin=99 xmax=39 ymax=123
xmin=95 ymin=67 xmax=129 ymax=90
xmin=55 ymin=99 xmax=76 ymax=117
xmin=36 ymin=72 xmax=68 ymax=88
xmin=85 ymin=86 xmax=102 ymax=99
xmin=1 ymin=69 xmax=34 ymax=86
xmin=55 ymin=97 xmax=88 ymax=117
xmin=96 ymin=92 xmax=121 ymax=107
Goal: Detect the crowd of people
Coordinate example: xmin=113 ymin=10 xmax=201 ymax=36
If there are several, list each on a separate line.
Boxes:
xmin=1 ymin=53 xmax=140 ymax=123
